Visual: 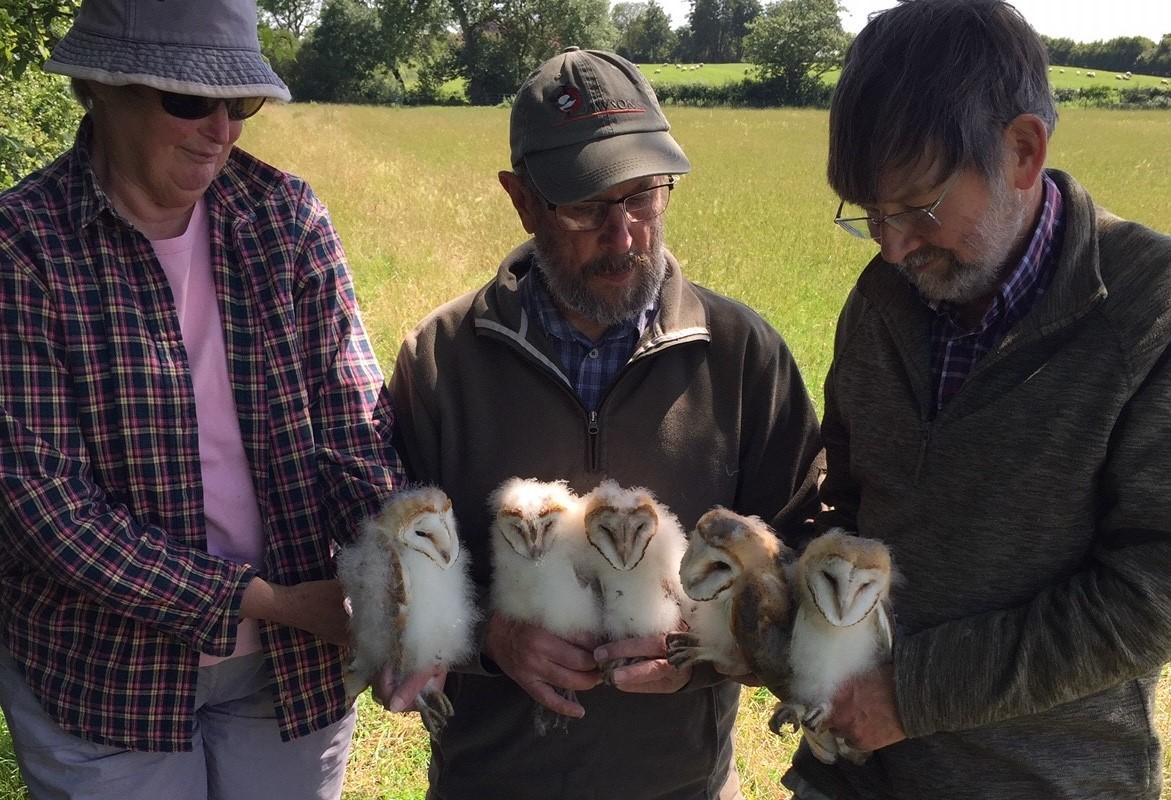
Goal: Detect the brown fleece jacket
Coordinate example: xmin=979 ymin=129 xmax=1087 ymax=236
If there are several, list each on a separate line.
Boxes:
xmin=389 ymin=241 xmax=822 ymax=800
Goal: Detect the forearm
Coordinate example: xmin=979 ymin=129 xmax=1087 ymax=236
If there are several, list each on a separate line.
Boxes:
xmin=240 ymin=575 xmax=349 ymax=646
xmin=894 ymin=539 xmax=1171 ymax=737
xmin=2 ymin=478 xmax=256 ymax=654
xmin=897 ymin=347 xmax=1171 ymax=737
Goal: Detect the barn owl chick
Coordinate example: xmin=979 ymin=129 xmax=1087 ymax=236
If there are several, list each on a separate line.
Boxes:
xmin=666 ymin=507 xmax=796 ymax=698
xmin=775 ymin=528 xmax=895 ymax=765
xmin=582 ymin=480 xmax=686 ymax=680
xmin=337 ymin=486 xmax=479 ymax=740
xmin=488 ymin=477 xmax=602 ymax=734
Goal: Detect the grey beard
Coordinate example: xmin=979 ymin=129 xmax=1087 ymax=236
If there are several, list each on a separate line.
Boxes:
xmin=897 ymin=176 xmax=1023 ymax=306
xmin=897 ymin=247 xmax=1004 ymax=305
xmin=532 ymin=240 xmax=668 ymax=329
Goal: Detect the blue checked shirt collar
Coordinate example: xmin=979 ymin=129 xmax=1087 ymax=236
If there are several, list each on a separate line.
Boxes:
xmin=929 ymin=173 xmax=1064 ymax=411
xmin=520 ymin=266 xmax=658 ymax=412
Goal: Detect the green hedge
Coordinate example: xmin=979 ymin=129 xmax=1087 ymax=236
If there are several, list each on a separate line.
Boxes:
xmin=0 ymin=70 xmax=80 ymax=190
xmin=1052 ymin=85 xmax=1171 ymax=109
xmin=654 ymin=76 xmax=834 ymax=108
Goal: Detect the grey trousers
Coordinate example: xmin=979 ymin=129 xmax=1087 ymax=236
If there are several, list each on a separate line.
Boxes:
xmin=0 ymin=646 xmax=356 ymax=800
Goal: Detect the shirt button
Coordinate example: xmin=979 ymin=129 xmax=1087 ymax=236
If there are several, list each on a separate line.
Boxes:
xmin=588 ymin=349 xmax=599 ymax=359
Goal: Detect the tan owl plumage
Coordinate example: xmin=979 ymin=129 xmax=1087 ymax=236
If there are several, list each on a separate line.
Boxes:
xmin=337 ymin=485 xmax=479 ymax=740
xmin=488 ymin=477 xmax=602 ymax=734
xmin=667 ymin=507 xmax=797 ymax=697
xmin=581 ymin=480 xmax=687 ymax=679
xmin=776 ymin=528 xmax=895 ymax=764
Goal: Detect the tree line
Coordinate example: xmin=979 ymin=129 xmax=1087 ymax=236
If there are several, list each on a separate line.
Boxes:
xmin=257 ymin=0 xmax=847 ymax=105
xmin=1043 ymin=34 xmax=1171 ymax=77
xmin=4 ymin=0 xmax=1170 ymax=190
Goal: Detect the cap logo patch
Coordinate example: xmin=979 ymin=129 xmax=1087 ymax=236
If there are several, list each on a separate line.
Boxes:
xmin=555 ymin=86 xmax=583 ymax=114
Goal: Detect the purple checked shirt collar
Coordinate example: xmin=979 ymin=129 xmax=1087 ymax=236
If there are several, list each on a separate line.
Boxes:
xmin=929 ymin=173 xmax=1065 ymax=411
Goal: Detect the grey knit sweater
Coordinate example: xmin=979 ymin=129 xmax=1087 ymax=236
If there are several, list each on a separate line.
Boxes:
xmin=793 ymin=170 xmax=1171 ymax=799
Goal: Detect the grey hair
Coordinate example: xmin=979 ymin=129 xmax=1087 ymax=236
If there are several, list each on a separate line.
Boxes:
xmin=69 ymin=78 xmax=95 ymax=111
xmin=828 ymin=0 xmax=1057 ymax=204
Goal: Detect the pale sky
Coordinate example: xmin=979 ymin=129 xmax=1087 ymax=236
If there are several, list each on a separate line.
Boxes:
xmin=659 ymin=0 xmax=1171 ymax=44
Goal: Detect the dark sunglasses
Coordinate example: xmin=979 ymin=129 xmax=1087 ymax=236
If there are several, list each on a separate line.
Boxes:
xmin=158 ymin=92 xmax=266 ymax=121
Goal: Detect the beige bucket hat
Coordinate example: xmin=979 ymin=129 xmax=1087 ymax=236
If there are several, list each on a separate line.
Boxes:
xmin=44 ymin=0 xmax=291 ymax=101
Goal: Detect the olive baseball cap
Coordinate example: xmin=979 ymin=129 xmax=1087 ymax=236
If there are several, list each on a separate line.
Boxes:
xmin=510 ymin=47 xmax=691 ymax=205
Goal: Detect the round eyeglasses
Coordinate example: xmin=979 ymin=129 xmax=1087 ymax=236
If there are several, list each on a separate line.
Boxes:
xmin=543 ymin=178 xmax=675 ymax=232
xmin=833 ymin=175 xmax=957 ymax=241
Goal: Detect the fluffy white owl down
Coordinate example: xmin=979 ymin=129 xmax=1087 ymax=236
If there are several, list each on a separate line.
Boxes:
xmin=337 ymin=485 xmax=480 ymax=739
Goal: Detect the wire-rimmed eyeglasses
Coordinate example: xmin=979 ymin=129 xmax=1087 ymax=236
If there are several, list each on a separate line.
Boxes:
xmin=834 ymin=175 xmax=957 ymax=241
xmin=543 ymin=177 xmax=676 ymax=232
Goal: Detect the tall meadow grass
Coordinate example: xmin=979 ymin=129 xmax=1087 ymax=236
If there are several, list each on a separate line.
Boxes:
xmin=1 ymin=105 xmax=1168 ymax=799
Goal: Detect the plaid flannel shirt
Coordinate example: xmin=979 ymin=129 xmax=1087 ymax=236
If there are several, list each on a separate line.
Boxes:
xmin=929 ymin=174 xmax=1064 ymax=411
xmin=0 ymin=119 xmax=403 ymax=751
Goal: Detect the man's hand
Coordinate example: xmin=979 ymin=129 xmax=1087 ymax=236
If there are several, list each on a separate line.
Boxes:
xmin=241 ymin=577 xmax=350 ymax=646
xmin=371 ymin=666 xmax=447 ymax=712
xmin=483 ymin=612 xmax=602 ymax=718
xmin=826 ymin=664 xmax=907 ymax=751
xmin=596 ymin=634 xmax=691 ymax=694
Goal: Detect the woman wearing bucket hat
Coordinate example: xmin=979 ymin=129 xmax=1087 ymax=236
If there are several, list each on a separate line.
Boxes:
xmin=0 ymin=1 xmax=409 ymax=797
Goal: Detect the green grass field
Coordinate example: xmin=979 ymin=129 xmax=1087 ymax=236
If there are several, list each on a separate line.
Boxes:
xmin=641 ymin=61 xmax=760 ymax=86
xmin=440 ymin=62 xmax=1171 ymax=102
xmin=640 ymin=62 xmax=1171 ymax=91
xmin=1 ymin=105 xmax=1170 ymax=799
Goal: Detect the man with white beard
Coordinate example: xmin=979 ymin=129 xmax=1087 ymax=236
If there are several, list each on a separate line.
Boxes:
xmin=784 ymin=1 xmax=1171 ymax=798
xmin=387 ymin=47 xmax=823 ymax=800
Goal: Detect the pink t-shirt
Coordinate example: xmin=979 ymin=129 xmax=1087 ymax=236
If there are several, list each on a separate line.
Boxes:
xmin=151 ymin=199 xmax=264 ymax=665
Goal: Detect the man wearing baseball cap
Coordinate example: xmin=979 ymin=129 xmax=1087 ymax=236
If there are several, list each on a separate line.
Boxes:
xmin=388 ymin=48 xmax=822 ymax=799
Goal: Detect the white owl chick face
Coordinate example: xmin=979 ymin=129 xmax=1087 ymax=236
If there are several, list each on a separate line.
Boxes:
xmin=377 ymin=487 xmax=460 ymax=568
xmin=679 ymin=509 xmax=752 ymax=601
xmin=489 ymin=478 xmax=576 ymax=561
xmin=800 ymin=530 xmax=892 ymax=627
xmin=400 ymin=507 xmax=459 ymax=567
xmin=584 ymin=481 xmax=659 ymax=571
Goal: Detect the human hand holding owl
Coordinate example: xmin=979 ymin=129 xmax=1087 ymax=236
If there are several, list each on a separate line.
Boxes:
xmin=370 ymin=664 xmax=448 ymax=712
xmin=594 ymin=634 xmax=690 ymax=693
xmin=337 ymin=486 xmax=480 ymax=739
xmin=483 ymin=612 xmax=602 ymax=717
xmin=581 ymin=480 xmax=693 ymax=693
xmin=823 ymin=664 xmax=905 ymax=752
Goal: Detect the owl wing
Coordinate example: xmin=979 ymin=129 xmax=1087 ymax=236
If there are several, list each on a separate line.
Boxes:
xmin=339 ymin=532 xmax=410 ymax=698
xmin=384 ymin=541 xmax=409 ymax=675
xmin=732 ymin=570 xmax=794 ymax=701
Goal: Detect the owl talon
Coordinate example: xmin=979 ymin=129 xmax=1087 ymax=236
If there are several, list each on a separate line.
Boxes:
xmin=769 ymin=702 xmax=802 ymax=735
xmin=342 ymin=668 xmax=371 ymax=706
xmin=416 ymin=686 xmax=453 ymax=741
xmin=665 ymin=632 xmax=702 ymax=669
xmin=532 ymin=702 xmax=572 ymax=736
xmin=803 ymin=703 xmax=829 ymax=732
